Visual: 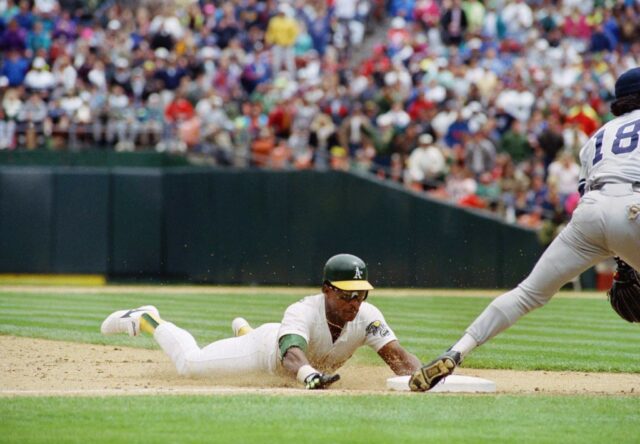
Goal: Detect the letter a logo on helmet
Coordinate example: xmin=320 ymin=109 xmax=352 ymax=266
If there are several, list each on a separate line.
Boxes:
xmin=323 ymin=254 xmax=374 ymax=291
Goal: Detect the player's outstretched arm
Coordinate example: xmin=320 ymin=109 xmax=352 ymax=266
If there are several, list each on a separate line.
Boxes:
xmin=280 ymin=335 xmax=340 ymax=390
xmin=377 ymin=340 xmax=421 ymax=375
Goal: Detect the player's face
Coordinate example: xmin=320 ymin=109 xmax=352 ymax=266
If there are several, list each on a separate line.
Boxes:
xmin=325 ymin=285 xmax=368 ymax=322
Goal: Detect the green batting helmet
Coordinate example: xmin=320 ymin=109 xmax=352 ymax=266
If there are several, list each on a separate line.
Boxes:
xmin=323 ymin=254 xmax=374 ymax=291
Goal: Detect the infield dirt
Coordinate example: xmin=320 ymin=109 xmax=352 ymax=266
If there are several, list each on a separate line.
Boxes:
xmin=1 ymin=336 xmax=638 ymax=397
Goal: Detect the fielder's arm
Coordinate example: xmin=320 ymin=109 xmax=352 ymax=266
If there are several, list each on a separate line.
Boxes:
xmin=377 ymin=340 xmax=421 ymax=375
xmin=279 ymin=334 xmax=340 ymax=389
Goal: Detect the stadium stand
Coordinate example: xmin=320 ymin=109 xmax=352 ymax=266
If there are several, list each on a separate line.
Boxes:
xmin=0 ymin=0 xmax=639 ymax=232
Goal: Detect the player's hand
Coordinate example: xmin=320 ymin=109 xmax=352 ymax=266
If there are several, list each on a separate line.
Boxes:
xmin=304 ymin=372 xmax=340 ymax=390
xmin=409 ymin=350 xmax=461 ymax=392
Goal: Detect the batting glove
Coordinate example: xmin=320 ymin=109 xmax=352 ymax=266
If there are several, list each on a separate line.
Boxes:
xmin=409 ymin=350 xmax=461 ymax=392
xmin=304 ymin=372 xmax=341 ymax=390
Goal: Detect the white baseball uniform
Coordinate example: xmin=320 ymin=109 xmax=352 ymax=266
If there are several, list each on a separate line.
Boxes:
xmin=153 ymin=293 xmax=397 ymax=377
xmin=465 ymin=109 xmax=640 ymax=345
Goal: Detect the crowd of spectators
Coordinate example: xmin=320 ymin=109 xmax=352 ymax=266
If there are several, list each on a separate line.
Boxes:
xmin=1 ymin=0 xmax=640 ymax=233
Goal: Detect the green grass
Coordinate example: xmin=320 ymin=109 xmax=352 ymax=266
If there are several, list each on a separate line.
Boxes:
xmin=0 ymin=288 xmax=639 ymax=372
xmin=2 ymin=394 xmax=640 ymax=444
xmin=2 ymin=287 xmax=640 ymax=444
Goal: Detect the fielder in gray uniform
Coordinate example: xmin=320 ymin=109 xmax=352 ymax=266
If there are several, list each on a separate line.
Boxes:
xmin=410 ymin=66 xmax=640 ymax=392
xmin=101 ymin=254 xmax=420 ymax=389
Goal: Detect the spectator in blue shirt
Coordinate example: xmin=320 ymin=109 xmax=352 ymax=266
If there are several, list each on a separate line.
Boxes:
xmin=444 ymin=111 xmax=470 ymax=148
xmin=0 ymin=48 xmax=30 ymax=86
xmin=14 ymin=0 xmax=34 ymax=31
xmin=589 ymin=23 xmax=616 ymax=53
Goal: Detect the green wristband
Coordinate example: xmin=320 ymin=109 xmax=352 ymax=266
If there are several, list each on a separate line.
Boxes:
xmin=278 ymin=334 xmax=308 ymax=360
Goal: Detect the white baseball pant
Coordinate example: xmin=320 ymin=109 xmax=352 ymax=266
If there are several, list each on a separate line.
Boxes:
xmin=154 ymin=322 xmax=280 ymax=376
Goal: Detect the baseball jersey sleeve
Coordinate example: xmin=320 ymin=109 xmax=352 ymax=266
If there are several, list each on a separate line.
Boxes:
xmin=578 ymin=137 xmax=594 ymax=193
xmin=361 ymin=304 xmax=397 ymax=352
xmin=277 ymin=296 xmax=315 ymax=343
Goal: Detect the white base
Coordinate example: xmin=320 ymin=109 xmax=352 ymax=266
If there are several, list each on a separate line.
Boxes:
xmin=387 ymin=374 xmax=496 ymax=393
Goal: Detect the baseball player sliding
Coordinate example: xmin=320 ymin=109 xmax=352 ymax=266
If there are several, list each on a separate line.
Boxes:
xmin=410 ymin=66 xmax=640 ymax=391
xmin=102 ymin=254 xmax=420 ymax=389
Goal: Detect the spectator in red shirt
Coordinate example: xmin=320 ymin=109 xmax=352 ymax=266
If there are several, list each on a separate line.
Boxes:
xmin=164 ymin=90 xmax=195 ymax=123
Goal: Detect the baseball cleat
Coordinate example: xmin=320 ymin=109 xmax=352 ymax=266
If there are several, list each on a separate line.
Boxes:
xmin=231 ymin=317 xmax=253 ymax=336
xmin=408 ymin=350 xmax=461 ymax=392
xmin=101 ymin=305 xmax=160 ymax=337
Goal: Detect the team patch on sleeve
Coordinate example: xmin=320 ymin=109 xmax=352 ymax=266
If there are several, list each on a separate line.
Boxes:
xmin=365 ymin=320 xmax=390 ymax=337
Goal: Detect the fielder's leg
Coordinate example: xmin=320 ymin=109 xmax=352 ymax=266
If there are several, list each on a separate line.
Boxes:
xmin=440 ymin=193 xmax=640 ymax=384
xmin=410 ymin=215 xmax=610 ymax=392
xmin=464 ymin=235 xmax=609 ymax=347
xmin=602 ymin=191 xmax=640 ymax=270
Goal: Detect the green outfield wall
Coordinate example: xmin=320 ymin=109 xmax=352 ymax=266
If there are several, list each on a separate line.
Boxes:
xmin=0 ymin=166 xmax=544 ymax=288
xmin=0 ymin=150 xmax=190 ymax=167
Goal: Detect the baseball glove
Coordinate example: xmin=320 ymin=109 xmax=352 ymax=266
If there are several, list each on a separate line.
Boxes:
xmin=608 ymin=257 xmax=640 ymax=323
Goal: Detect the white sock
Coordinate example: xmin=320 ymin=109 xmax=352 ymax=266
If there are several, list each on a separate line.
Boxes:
xmin=451 ymin=333 xmax=478 ymax=358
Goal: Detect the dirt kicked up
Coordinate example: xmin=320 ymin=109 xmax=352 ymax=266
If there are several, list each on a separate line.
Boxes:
xmin=1 ymin=336 xmax=638 ymax=397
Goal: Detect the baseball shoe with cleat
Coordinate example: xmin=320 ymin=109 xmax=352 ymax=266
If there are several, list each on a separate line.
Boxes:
xmin=231 ymin=317 xmax=253 ymax=336
xmin=101 ymin=305 xmax=160 ymax=337
xmin=408 ymin=350 xmax=462 ymax=392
